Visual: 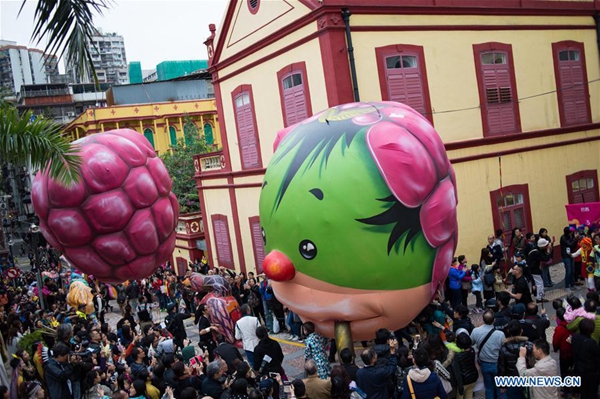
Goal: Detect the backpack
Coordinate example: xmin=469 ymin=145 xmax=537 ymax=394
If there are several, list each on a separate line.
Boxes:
xmin=484 ymin=269 xmax=495 ymax=287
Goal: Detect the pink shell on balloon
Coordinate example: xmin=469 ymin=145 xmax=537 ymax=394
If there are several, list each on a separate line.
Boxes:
xmin=32 ymin=129 xmax=179 ymax=283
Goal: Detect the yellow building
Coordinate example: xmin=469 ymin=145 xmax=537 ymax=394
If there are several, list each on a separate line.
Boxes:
xmin=65 ymin=99 xmax=221 ymax=270
xmin=195 ymin=0 xmax=600 ymax=274
xmin=64 ymin=99 xmax=221 ymax=156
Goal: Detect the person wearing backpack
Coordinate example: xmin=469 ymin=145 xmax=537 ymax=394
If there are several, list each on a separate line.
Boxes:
xmin=400 ymin=348 xmax=447 ymax=399
xmin=470 ymin=310 xmax=505 ymax=399
xmin=480 ymin=248 xmax=497 ymax=301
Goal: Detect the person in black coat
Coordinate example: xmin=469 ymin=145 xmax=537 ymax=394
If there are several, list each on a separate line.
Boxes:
xmin=202 ymin=360 xmax=230 ymax=399
xmin=44 ymin=343 xmax=74 ymax=399
xmin=356 ymin=341 xmax=399 ymax=399
xmin=340 ymin=348 xmax=359 ymax=382
xmin=214 ymin=333 xmax=244 ymax=375
xmin=526 ymin=239 xmax=553 ymax=302
xmin=253 ymin=326 xmax=284 ymax=375
xmin=572 ymin=318 xmax=600 ymax=399
xmin=453 ymin=305 xmax=474 ymax=334
xmin=165 ymin=303 xmax=191 ymax=348
xmin=497 ymin=320 xmax=531 ymax=399
xmin=452 ymin=332 xmax=479 ymax=399
xmin=523 ymin=303 xmax=550 ymax=342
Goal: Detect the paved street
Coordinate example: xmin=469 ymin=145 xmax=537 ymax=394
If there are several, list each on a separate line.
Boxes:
xmin=16 ymin=254 xmax=580 ymax=386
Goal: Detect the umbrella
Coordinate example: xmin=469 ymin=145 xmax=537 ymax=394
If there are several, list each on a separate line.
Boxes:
xmin=42 ymin=271 xmax=59 ymax=279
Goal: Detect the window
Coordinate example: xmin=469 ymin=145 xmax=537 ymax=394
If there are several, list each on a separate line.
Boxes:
xmin=247 ymin=0 xmax=260 ymax=14
xmin=249 ymin=217 xmax=265 ymax=273
xmin=375 ymin=45 xmax=433 ymax=123
xmin=552 ymin=41 xmax=591 ymax=127
xmin=473 ymin=43 xmax=521 ymax=136
xmin=566 ymin=170 xmax=599 ymax=204
xmin=203 ymin=123 xmax=214 ymax=145
xmin=211 ymin=214 xmax=233 ymax=267
xmin=143 ymin=128 xmax=155 ymax=149
xmin=277 ymin=62 xmax=313 ymax=127
xmin=232 ymin=85 xmax=262 ymax=170
xmin=169 ymin=126 xmax=177 ymax=146
xmin=489 ymin=184 xmax=532 ymax=246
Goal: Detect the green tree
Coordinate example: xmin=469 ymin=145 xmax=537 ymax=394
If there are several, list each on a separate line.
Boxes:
xmin=161 ymin=115 xmax=213 ymax=214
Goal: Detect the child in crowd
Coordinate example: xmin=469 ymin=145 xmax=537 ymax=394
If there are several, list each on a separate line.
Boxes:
xmin=470 ymin=264 xmax=483 ymax=313
xmin=563 ymin=296 xmax=595 ymax=323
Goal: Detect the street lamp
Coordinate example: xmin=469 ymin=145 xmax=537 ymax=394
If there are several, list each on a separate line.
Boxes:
xmin=29 ymin=223 xmax=45 ymax=311
xmin=7 ymin=237 xmax=13 ymax=259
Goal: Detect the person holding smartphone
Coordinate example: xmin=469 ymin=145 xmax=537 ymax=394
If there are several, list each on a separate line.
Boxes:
xmin=356 ymin=337 xmax=399 ymax=399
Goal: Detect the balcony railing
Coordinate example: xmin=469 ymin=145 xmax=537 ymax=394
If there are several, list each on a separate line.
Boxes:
xmin=193 ymin=151 xmax=225 ymax=177
xmin=21 ymin=88 xmax=70 ymax=97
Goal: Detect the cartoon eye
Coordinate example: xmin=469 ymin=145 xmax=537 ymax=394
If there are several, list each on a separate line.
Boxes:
xmin=299 ymin=239 xmax=317 ymax=260
xmin=261 ymin=228 xmax=266 ymax=246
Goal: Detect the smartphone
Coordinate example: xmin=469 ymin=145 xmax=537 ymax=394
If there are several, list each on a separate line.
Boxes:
xmin=283 ymin=382 xmax=292 ymax=394
xmin=269 ymin=372 xmax=279 ymax=378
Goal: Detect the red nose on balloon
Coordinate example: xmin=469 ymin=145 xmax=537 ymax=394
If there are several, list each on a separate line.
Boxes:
xmin=262 ymin=251 xmax=296 ymax=281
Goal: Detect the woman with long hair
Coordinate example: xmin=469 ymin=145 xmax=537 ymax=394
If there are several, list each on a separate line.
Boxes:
xmin=6 ymin=321 xmax=23 ymax=359
xmin=14 ymin=349 xmax=35 ymax=382
xmin=330 ymin=365 xmax=352 ymax=399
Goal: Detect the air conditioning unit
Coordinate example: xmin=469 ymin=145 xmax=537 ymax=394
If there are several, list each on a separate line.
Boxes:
xmin=67 ymin=112 xmax=75 ymax=117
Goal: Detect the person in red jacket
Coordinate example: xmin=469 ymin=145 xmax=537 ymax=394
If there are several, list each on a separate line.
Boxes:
xmin=552 ymin=307 xmax=573 ymax=397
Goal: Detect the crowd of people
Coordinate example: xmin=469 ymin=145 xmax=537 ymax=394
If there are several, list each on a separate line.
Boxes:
xmin=0 ymin=225 xmax=598 ymax=399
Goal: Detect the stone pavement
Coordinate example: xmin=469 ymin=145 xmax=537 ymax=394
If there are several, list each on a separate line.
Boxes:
xmin=96 ymin=261 xmax=582 ymax=395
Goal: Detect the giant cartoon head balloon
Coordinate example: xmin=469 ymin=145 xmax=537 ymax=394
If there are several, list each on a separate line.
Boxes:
xmin=258 ymin=102 xmax=458 ymax=341
xmin=32 ymin=129 xmax=179 ymax=283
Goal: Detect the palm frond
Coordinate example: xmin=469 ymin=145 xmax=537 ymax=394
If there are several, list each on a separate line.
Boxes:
xmin=0 ymin=107 xmax=82 ymax=186
xmin=21 ymin=0 xmax=110 ymax=85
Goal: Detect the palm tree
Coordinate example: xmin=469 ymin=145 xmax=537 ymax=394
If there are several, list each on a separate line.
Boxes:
xmin=22 ymin=0 xmax=110 ymax=84
xmin=0 ymin=104 xmax=81 ymax=185
xmin=5 ymin=0 xmax=110 ymax=184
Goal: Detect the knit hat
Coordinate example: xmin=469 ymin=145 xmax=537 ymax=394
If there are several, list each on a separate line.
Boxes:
xmin=512 ymin=303 xmax=526 ymax=318
xmin=455 ymin=328 xmax=469 ymax=337
xmin=537 ymin=238 xmax=550 ymax=248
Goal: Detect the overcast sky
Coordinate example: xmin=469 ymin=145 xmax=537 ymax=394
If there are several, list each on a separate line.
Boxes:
xmin=0 ymin=0 xmax=228 ymax=72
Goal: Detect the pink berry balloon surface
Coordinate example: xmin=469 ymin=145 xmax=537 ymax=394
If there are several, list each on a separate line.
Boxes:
xmin=259 ymin=102 xmax=458 ymax=340
xmin=32 ymin=129 xmax=179 ymax=283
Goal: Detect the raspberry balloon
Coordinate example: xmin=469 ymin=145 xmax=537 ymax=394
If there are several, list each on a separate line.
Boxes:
xmin=259 ymin=102 xmax=458 ymax=341
xmin=32 ymin=129 xmax=179 ymax=283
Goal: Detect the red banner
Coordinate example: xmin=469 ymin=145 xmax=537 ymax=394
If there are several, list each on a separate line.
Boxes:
xmin=566 ymin=202 xmax=600 ymax=227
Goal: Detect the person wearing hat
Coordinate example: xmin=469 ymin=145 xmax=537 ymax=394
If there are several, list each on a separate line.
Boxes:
xmin=526 ymin=238 xmax=552 ymax=303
